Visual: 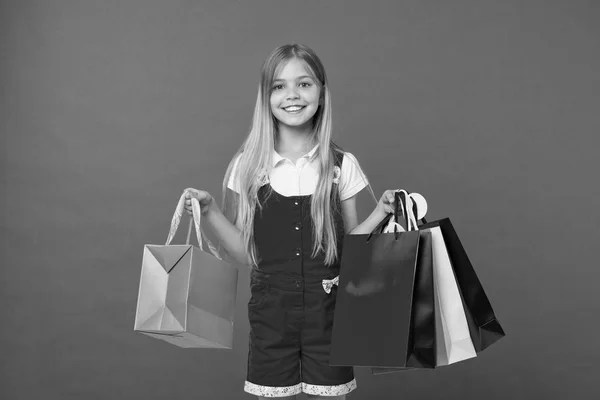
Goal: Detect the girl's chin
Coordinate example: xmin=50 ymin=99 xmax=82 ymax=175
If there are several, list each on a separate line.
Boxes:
xmin=276 ymin=119 xmax=314 ymax=130
xmin=277 ymin=112 xmax=307 ymax=121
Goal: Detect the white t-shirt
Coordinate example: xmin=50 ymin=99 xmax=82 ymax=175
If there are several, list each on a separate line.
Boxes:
xmin=227 ymin=144 xmax=369 ymax=201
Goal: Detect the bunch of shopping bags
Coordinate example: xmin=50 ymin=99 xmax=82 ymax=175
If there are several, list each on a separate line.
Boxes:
xmin=133 ymin=191 xmax=238 ymax=348
xmin=330 ymin=190 xmax=505 ymax=374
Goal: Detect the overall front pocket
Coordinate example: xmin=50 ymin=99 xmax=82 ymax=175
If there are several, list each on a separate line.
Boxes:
xmin=248 ymin=282 xmax=271 ymax=310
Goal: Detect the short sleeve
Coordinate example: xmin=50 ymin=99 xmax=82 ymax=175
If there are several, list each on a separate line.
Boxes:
xmin=226 ymin=154 xmax=242 ymax=193
xmin=339 ymin=152 xmax=369 ymax=201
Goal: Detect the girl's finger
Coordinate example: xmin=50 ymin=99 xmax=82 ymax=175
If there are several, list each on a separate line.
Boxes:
xmin=387 ymin=191 xmax=394 ymax=202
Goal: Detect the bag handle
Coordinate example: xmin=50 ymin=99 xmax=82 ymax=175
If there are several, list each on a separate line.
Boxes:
xmin=366 ymin=190 xmax=408 ymax=241
xmin=398 ymin=190 xmax=419 ymax=231
xmin=165 ymin=191 xmax=222 ymax=260
xmin=405 ymin=191 xmax=428 ymax=227
xmin=366 ymin=189 xmax=428 ymax=240
xmin=398 ymin=190 xmax=428 ymax=230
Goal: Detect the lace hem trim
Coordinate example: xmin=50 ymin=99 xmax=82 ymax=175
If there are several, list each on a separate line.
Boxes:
xmin=243 ymin=379 xmax=357 ymax=397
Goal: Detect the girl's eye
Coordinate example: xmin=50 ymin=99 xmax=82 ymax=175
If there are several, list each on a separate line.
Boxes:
xmin=300 ymin=82 xmax=311 ymax=88
xmin=272 ymin=84 xmax=284 ymax=91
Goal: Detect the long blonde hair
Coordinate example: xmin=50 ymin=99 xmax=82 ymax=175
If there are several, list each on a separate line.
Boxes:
xmin=221 ymin=44 xmax=345 ymax=268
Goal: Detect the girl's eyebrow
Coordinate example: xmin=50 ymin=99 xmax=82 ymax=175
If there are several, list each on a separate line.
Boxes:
xmin=272 ymin=75 xmax=315 ymax=83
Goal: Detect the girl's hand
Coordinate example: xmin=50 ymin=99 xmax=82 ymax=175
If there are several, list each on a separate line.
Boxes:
xmin=183 ymin=188 xmax=214 ymax=216
xmin=377 ymin=190 xmax=401 ymax=216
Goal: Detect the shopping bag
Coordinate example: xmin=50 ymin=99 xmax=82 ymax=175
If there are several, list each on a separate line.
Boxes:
xmin=371 ymin=230 xmax=436 ymax=374
xmin=419 ymin=217 xmax=505 ymax=352
xmin=330 ymin=193 xmax=423 ymax=368
xmin=395 ymin=191 xmax=476 ymax=366
xmin=134 ymin=191 xmax=239 ymax=348
xmin=429 ymin=223 xmax=477 ymax=365
xmin=375 ymin=190 xmax=505 ymax=370
xmin=371 ymin=191 xmax=478 ymax=373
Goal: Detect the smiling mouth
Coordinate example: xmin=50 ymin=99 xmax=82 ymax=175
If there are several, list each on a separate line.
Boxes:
xmin=283 ymin=106 xmax=305 ymax=113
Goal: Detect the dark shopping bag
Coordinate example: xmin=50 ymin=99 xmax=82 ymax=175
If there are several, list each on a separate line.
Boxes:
xmin=371 ymin=228 xmax=436 ymax=375
xmin=329 ymin=193 xmax=434 ymax=369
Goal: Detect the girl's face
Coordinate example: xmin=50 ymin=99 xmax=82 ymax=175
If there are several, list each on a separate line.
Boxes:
xmin=270 ymin=58 xmax=321 ymax=132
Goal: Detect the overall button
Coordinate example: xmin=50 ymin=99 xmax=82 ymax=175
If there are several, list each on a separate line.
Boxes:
xmin=293 ymin=200 xmax=299 ymax=206
xmin=294 ymin=222 xmax=301 ymax=231
xmin=294 ymin=280 xmax=301 ymax=289
xmin=294 ymin=248 xmax=301 ymax=257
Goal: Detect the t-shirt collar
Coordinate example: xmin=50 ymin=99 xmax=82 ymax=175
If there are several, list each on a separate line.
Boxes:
xmin=272 ymin=143 xmax=320 ymax=167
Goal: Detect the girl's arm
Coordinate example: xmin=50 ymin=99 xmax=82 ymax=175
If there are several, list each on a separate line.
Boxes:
xmin=203 ymin=198 xmax=252 ymax=266
xmin=349 ymin=206 xmax=387 ymax=235
xmin=343 ymin=190 xmax=396 ymax=235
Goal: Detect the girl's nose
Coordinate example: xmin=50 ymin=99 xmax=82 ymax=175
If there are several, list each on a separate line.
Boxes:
xmin=286 ymin=89 xmax=300 ymax=100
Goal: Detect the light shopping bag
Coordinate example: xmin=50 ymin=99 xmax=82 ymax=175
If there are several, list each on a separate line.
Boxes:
xmin=399 ymin=190 xmax=477 ymax=366
xmin=419 ymin=217 xmax=505 ymax=352
xmin=134 ymin=191 xmax=239 ymax=348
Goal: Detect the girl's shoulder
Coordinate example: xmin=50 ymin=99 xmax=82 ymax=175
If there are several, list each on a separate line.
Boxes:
xmin=226 ymin=152 xmax=245 ymax=193
xmin=339 ymin=151 xmax=363 ymax=174
xmin=229 ymin=151 xmax=246 ymax=172
xmin=330 ymin=142 xmax=347 ymax=163
xmin=328 ymin=143 xmax=364 ymax=172
xmin=336 ymin=150 xmax=369 ymax=201
xmin=330 ymin=145 xmax=359 ymax=167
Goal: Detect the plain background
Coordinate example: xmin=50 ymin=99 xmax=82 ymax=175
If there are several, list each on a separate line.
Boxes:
xmin=2 ymin=0 xmax=599 ymax=399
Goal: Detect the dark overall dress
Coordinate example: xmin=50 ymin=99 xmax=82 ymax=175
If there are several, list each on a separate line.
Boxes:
xmin=244 ymin=151 xmax=357 ymax=397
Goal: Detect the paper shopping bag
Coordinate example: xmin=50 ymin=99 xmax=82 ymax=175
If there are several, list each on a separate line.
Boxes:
xmin=134 ymin=191 xmax=239 ymax=348
xmin=388 ymin=190 xmax=504 ymax=357
xmin=419 ymin=218 xmax=505 ymax=352
xmin=397 ymin=191 xmax=476 ymax=366
xmin=371 ymin=227 xmax=436 ymax=375
xmin=330 ymin=192 xmax=425 ymax=368
xmin=371 ymin=190 xmax=478 ymax=373
xmin=429 ymin=224 xmax=477 ymax=365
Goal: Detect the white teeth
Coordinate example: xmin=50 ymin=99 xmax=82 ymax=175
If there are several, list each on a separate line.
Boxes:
xmin=284 ymin=106 xmax=303 ymax=111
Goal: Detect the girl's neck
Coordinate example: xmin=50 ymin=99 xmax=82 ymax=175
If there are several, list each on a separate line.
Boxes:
xmin=275 ymin=125 xmax=315 ymax=154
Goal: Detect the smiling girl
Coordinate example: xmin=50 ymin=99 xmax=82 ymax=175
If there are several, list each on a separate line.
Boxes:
xmin=183 ymin=44 xmax=400 ymax=399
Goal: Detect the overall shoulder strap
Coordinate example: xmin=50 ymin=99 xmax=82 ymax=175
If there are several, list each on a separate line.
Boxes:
xmin=332 ymin=148 xmax=344 ymax=168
